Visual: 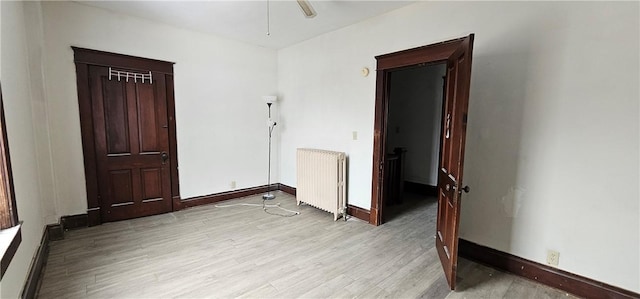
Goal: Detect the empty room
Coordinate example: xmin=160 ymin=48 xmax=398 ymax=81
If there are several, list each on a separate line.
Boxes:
xmin=0 ymin=1 xmax=638 ymax=298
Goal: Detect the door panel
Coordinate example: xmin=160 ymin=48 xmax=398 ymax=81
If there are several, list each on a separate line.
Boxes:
xmin=103 ymin=80 xmax=130 ymax=154
xmin=90 ymin=66 xmax=172 ymax=222
xmin=108 ymin=170 xmax=134 ymax=205
xmin=436 ymin=34 xmax=474 ymax=290
xmin=137 ymin=83 xmax=159 ymax=153
xmin=141 ymin=168 xmax=163 ymax=201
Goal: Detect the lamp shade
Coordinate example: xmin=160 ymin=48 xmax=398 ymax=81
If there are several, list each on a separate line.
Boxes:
xmin=263 ymin=95 xmax=277 ymax=104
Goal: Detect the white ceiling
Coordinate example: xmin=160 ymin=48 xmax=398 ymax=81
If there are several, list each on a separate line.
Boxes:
xmin=76 ymin=1 xmax=415 ymax=49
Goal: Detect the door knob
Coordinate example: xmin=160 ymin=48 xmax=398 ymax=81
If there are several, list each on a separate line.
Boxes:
xmin=454 ymin=185 xmax=470 ymax=193
xmin=452 ymin=185 xmax=470 ymax=193
xmin=161 ymin=152 xmax=169 ymax=164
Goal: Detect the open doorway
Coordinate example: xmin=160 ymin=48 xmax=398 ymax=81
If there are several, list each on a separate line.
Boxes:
xmin=370 ymin=35 xmax=474 ymax=290
xmin=383 ymin=63 xmax=446 ymax=223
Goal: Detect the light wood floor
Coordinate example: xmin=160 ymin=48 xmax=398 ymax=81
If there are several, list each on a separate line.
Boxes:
xmin=38 ymin=191 xmax=574 ymax=298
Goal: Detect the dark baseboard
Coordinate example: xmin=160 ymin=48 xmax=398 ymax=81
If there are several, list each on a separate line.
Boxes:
xmin=87 ymin=210 xmax=100 ymax=227
xmin=61 ymin=214 xmax=88 ymax=231
xmin=46 ymin=224 xmax=64 ymax=241
xmin=458 ymin=239 xmax=639 ymax=299
xmin=63 ymin=183 xmax=364 ymax=225
xmin=21 ymin=226 xmax=50 ymax=299
xmin=276 ymin=184 xmax=371 ymax=222
xmin=278 ymin=183 xmax=296 ymax=196
xmin=177 ymin=185 xmax=271 ymax=209
xmin=47 ymin=214 xmax=87 ymax=242
xmin=404 ymin=181 xmax=437 ymax=196
xmin=347 ymin=205 xmax=370 ymax=222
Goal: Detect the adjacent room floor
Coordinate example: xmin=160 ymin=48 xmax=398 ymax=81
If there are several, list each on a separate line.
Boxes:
xmin=37 ymin=191 xmax=575 ymax=298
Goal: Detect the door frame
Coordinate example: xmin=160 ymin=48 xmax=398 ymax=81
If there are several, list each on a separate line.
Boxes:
xmin=73 ymin=47 xmax=180 ymax=226
xmin=369 ymin=37 xmax=469 ymax=226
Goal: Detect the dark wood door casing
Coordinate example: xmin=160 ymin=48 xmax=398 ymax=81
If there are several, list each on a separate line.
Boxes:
xmin=73 ymin=47 xmax=180 ymax=226
xmin=370 ymin=35 xmax=475 ymax=290
xmin=370 ymin=36 xmax=471 ymax=225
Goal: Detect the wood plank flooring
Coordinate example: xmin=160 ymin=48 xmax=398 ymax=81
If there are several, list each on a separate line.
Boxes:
xmin=37 ymin=191 xmax=575 ymax=298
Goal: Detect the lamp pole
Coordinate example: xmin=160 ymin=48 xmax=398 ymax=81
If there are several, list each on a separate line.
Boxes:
xmin=263 ymin=101 xmax=276 ymax=200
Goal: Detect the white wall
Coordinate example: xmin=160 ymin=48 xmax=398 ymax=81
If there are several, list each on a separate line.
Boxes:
xmin=0 ymin=1 xmax=279 ymax=296
xmin=386 ymin=65 xmax=445 ymax=186
xmin=278 ymin=1 xmax=639 ymax=293
xmin=23 ymin=2 xmax=58 ymax=225
xmin=3 ymin=0 xmax=638 ymax=295
xmin=0 ymin=1 xmax=51 ymax=297
xmin=40 ymin=1 xmax=278 ymax=217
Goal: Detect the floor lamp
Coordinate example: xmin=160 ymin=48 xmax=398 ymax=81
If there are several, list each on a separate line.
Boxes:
xmin=263 ymin=95 xmax=277 ymax=200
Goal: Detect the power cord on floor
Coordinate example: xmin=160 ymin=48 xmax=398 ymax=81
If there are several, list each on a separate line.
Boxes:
xmin=214 ymin=199 xmax=300 ymax=217
xmin=262 ymin=198 xmax=299 ymax=217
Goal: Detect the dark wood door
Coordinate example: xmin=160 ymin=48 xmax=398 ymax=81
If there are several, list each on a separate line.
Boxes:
xmin=89 ymin=66 xmax=172 ymax=222
xmin=435 ymin=34 xmax=474 ymax=290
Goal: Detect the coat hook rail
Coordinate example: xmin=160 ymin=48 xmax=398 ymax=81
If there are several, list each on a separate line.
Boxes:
xmin=108 ymin=67 xmax=153 ymax=84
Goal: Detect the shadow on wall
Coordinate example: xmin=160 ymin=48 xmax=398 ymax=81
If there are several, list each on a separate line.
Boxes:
xmin=459 ymin=31 xmax=536 ymax=253
xmin=386 ymin=64 xmax=445 ymax=187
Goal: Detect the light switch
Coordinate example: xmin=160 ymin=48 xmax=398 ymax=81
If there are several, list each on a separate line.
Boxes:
xmin=352 ymin=131 xmax=358 ymax=140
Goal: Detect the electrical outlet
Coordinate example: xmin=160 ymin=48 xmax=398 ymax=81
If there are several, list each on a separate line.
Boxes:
xmin=547 ymin=250 xmax=560 ymax=266
xmin=230 ymin=181 xmax=236 ymax=189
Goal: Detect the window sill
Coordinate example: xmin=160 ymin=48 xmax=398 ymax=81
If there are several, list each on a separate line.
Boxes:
xmin=0 ymin=223 xmax=21 ymax=280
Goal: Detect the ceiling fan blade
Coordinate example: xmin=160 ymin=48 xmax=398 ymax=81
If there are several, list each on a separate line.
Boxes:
xmin=297 ymin=0 xmax=317 ymax=18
